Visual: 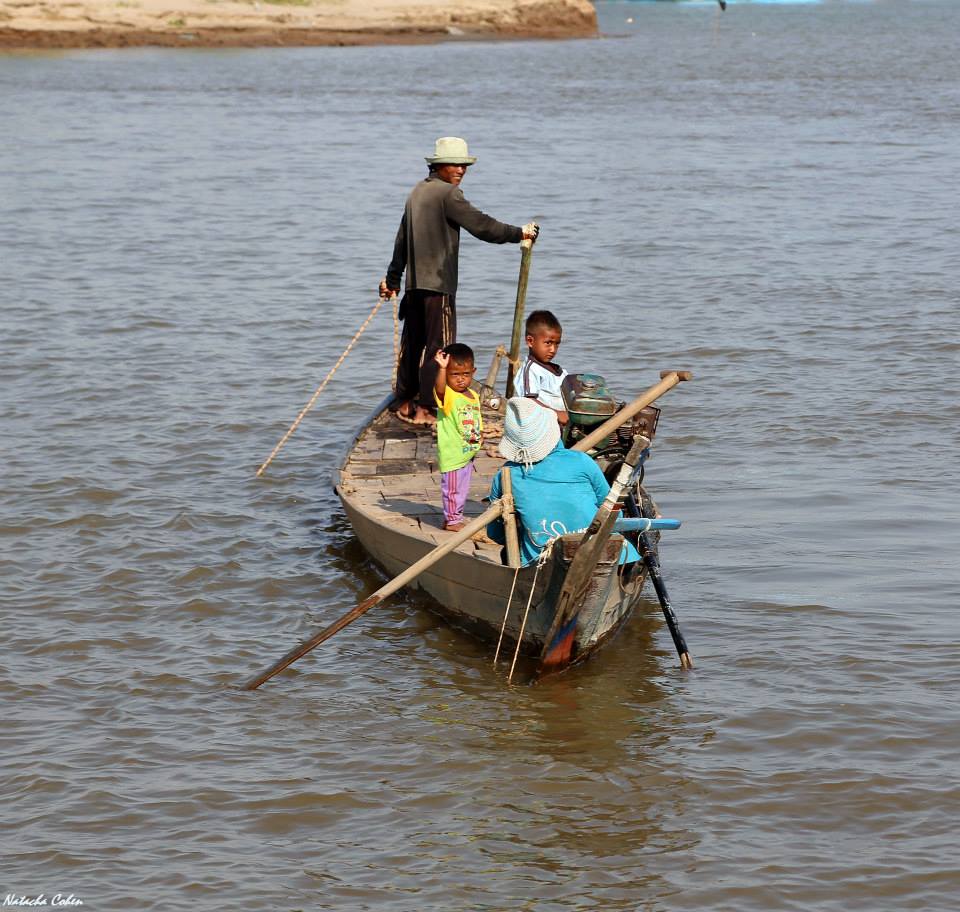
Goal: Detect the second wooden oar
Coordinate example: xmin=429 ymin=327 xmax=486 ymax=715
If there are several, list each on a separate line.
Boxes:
xmin=537 ymin=434 xmax=650 ymax=675
xmin=241 ymin=501 xmax=504 ymax=690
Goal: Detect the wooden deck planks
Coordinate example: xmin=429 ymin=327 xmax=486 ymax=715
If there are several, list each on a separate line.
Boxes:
xmin=343 ymin=406 xmax=507 ymax=553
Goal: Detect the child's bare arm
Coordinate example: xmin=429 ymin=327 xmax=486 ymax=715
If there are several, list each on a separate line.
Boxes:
xmin=531 ymin=398 xmax=568 ymax=426
xmin=434 ymin=349 xmax=450 ymax=399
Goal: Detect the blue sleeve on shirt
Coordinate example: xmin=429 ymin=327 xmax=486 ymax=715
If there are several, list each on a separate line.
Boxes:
xmin=486 ymin=452 xmax=639 ymax=566
xmin=584 ymin=457 xmax=611 ymax=506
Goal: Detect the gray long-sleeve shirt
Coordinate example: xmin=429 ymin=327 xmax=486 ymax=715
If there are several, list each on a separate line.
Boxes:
xmin=386 ymin=174 xmax=523 ymax=296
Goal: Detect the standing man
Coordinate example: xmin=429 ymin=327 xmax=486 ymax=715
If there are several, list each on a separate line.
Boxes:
xmin=379 ymin=136 xmax=539 ymax=427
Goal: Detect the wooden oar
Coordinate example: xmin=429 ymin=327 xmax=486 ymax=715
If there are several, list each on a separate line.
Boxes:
xmin=505 ymin=238 xmax=534 ymax=399
xmin=537 ymin=434 xmax=650 ymax=675
xmin=482 ymin=344 xmax=507 ymax=391
xmin=480 ymin=344 xmax=507 ymax=407
xmin=627 ymin=492 xmax=693 ymax=670
xmin=241 ymin=501 xmax=504 ymax=690
xmin=571 ymin=370 xmax=693 ymax=454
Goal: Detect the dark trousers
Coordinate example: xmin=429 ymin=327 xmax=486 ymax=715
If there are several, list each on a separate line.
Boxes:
xmin=395 ymin=290 xmax=456 ymax=412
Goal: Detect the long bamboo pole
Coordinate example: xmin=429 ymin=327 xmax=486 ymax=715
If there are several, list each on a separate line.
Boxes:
xmin=241 ymin=501 xmax=505 ymax=690
xmin=505 ymin=238 xmax=533 ymax=399
xmin=501 ymin=468 xmax=522 ymax=569
xmin=256 ymin=296 xmax=387 ymax=477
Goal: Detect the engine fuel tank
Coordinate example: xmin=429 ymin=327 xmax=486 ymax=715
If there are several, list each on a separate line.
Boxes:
xmin=561 ymin=373 xmax=618 ymax=425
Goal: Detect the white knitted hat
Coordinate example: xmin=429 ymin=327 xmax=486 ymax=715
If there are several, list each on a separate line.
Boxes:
xmin=499 ymin=397 xmax=561 ymax=466
xmin=425 ymin=136 xmax=477 ymax=165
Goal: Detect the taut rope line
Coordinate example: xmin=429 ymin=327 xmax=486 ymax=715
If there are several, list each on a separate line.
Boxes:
xmin=256 ymin=296 xmax=387 ymax=478
xmin=391 ymin=293 xmax=400 ymax=391
xmin=493 ymin=567 xmax=521 ymax=665
xmin=508 ymin=542 xmax=554 ymax=683
xmin=509 ymin=561 xmax=541 ymax=684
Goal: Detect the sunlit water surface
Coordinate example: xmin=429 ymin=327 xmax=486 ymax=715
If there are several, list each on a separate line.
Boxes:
xmin=2 ymin=1 xmax=958 ymax=909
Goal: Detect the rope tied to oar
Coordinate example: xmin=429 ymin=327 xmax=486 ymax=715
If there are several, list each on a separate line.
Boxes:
xmin=493 ymin=567 xmax=520 ymax=666
xmin=506 ymin=539 xmax=557 ymax=683
xmin=256 ymin=295 xmax=397 ymax=477
xmin=391 ymin=294 xmax=400 ymax=391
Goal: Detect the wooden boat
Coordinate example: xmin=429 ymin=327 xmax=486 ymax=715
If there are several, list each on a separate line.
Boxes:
xmin=334 ymin=368 xmax=691 ymax=677
xmin=241 ymin=232 xmax=693 ymax=691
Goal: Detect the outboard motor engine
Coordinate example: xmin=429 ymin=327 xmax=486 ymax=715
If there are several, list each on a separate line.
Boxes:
xmin=561 ymin=373 xmax=660 ymax=476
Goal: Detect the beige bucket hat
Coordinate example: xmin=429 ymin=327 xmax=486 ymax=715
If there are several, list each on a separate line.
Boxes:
xmin=425 ymin=136 xmax=477 ymax=165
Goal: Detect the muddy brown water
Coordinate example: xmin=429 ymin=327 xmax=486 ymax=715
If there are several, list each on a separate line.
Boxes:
xmin=2 ymin=2 xmax=958 ymax=909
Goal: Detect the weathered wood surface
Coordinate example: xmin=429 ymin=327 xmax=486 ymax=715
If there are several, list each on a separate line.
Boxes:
xmin=336 ymin=402 xmax=654 ymax=663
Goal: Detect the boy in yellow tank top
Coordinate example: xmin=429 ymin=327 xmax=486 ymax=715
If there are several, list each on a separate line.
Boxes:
xmin=433 ymin=343 xmax=483 ymax=531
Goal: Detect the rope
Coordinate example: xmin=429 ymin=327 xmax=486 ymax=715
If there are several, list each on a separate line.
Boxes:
xmin=391 ymin=294 xmax=400 ymax=392
xmin=493 ymin=566 xmax=520 ymax=665
xmin=507 ymin=541 xmax=554 ymax=683
xmin=256 ymin=296 xmax=387 ymax=477
xmin=619 ymin=481 xmax=652 ymax=595
xmin=618 ymin=549 xmax=643 ymax=596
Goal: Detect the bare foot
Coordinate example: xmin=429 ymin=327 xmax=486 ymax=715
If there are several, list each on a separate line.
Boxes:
xmin=396 ymin=405 xmax=437 ymax=427
xmin=443 ymin=522 xmax=464 ymax=532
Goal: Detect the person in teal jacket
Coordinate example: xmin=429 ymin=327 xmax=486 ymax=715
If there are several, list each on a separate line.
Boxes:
xmin=487 ymin=397 xmax=641 ymax=567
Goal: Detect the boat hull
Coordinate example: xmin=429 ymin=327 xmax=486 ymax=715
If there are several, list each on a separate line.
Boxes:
xmin=335 ymin=402 xmax=655 ymax=668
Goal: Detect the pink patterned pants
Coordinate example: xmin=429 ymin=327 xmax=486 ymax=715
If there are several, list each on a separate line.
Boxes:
xmin=440 ymin=461 xmax=474 ymax=526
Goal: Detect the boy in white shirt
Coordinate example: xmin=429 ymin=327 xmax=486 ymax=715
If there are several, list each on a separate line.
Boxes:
xmin=515 ymin=310 xmax=569 ymax=426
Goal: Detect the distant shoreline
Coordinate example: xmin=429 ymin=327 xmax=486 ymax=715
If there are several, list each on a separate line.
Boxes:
xmin=0 ymin=0 xmax=597 ymax=50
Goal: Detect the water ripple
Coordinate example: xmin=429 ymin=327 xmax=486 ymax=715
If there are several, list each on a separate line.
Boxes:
xmin=3 ymin=4 xmax=959 ymax=910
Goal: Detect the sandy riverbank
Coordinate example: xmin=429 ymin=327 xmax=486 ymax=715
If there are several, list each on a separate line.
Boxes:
xmin=0 ymin=0 xmax=597 ymax=49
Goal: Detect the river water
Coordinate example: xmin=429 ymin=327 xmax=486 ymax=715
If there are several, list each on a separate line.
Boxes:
xmin=2 ymin=1 xmax=958 ymax=909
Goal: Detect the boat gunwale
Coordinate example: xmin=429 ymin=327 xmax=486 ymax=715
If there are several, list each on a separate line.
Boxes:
xmin=333 ymin=391 xmax=657 ymax=668
xmin=331 ymin=392 xmax=395 ymax=492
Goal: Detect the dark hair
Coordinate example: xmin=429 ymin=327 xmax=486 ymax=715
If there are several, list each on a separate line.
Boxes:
xmin=443 ymin=342 xmax=475 ymax=366
xmin=525 ymin=309 xmax=562 ymax=335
